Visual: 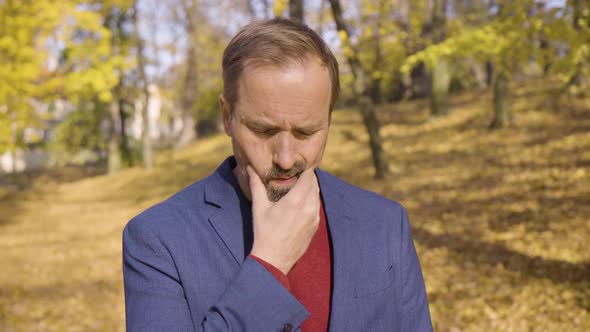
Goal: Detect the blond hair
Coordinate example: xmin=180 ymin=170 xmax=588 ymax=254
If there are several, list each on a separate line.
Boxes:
xmin=222 ymin=18 xmax=340 ymax=112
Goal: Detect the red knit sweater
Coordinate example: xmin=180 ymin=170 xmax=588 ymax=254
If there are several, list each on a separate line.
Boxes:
xmin=251 ymin=199 xmax=332 ymax=331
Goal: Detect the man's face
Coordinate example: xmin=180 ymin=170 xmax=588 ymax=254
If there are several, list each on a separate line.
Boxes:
xmin=221 ymin=59 xmax=331 ymax=202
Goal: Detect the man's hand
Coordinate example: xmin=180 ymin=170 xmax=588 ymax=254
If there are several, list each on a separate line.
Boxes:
xmin=248 ymin=166 xmax=320 ymax=275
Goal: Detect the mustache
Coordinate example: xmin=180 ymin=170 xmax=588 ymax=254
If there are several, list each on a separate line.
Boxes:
xmin=263 ymin=161 xmax=306 ymax=184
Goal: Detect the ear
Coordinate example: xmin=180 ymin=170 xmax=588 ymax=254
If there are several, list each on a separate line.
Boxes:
xmin=219 ymin=94 xmax=232 ymax=137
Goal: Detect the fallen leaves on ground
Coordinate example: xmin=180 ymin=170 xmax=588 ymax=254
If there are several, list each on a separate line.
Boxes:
xmin=1 ymin=82 xmax=588 ymax=331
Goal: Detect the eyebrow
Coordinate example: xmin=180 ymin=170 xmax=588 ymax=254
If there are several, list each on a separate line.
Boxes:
xmin=242 ymin=117 xmax=275 ymax=129
xmin=241 ymin=116 xmax=322 ymax=132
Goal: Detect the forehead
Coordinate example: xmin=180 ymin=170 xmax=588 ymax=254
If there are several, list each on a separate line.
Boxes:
xmin=235 ymin=59 xmax=331 ymax=125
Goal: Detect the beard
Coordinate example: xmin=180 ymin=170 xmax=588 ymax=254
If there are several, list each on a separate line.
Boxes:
xmin=262 ymin=161 xmax=307 ymax=202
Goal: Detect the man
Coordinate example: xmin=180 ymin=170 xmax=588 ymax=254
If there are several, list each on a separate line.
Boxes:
xmin=123 ymin=18 xmax=432 ymax=331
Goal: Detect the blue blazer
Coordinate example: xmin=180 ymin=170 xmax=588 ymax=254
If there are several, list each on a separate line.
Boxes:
xmin=123 ymin=157 xmax=433 ymax=331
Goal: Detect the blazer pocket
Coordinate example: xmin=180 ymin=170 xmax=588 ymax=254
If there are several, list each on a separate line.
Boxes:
xmin=353 ymin=264 xmax=394 ymax=298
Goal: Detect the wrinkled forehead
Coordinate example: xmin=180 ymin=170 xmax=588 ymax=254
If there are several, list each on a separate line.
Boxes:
xmin=241 ymin=53 xmax=319 ymax=73
xmin=234 ymin=60 xmax=332 ymax=123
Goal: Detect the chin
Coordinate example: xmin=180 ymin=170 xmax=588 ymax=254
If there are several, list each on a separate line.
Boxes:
xmin=266 ymin=185 xmax=293 ymax=202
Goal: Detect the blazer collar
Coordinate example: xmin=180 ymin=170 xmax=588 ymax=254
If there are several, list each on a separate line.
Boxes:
xmin=316 ymin=169 xmax=359 ymax=331
xmin=204 ymin=157 xmax=253 ymax=265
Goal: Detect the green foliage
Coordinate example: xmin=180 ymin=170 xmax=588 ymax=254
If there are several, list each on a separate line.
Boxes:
xmin=196 ymin=80 xmax=223 ymax=122
xmin=402 ymin=23 xmax=514 ymax=75
xmin=335 ymin=0 xmax=408 ymax=100
xmin=401 ymin=0 xmax=590 ymax=89
xmin=163 ymin=13 xmax=227 ymax=129
xmin=51 ymin=101 xmax=106 ymax=155
xmin=545 ymin=1 xmax=590 ymax=93
xmin=0 ymin=0 xmax=129 ymax=155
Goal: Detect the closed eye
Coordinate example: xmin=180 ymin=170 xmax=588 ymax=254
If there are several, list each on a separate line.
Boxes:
xmin=251 ymin=127 xmax=280 ymax=137
xmin=293 ymin=129 xmax=316 ymax=139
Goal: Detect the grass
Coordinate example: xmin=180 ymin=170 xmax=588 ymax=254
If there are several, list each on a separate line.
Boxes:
xmin=1 ymin=81 xmax=589 ymax=331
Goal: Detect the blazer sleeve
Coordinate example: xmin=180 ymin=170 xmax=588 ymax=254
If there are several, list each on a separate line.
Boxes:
xmin=122 ymin=217 xmax=309 ymax=332
xmin=399 ymin=206 xmax=434 ymax=332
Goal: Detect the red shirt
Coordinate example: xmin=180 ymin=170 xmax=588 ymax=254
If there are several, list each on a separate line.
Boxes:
xmin=251 ymin=199 xmax=332 ymax=331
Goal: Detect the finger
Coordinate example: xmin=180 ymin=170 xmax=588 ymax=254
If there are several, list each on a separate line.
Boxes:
xmin=247 ymin=166 xmax=271 ymax=208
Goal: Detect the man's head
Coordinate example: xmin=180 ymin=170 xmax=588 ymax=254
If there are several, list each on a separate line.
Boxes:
xmin=220 ymin=18 xmax=340 ymax=202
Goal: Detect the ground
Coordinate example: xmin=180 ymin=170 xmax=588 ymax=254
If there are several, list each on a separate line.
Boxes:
xmin=1 ymin=81 xmax=589 ymax=331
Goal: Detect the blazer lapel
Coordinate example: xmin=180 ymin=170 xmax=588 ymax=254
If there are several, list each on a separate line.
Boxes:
xmin=317 ymin=169 xmax=360 ymax=332
xmin=205 ymin=157 xmax=253 ymax=266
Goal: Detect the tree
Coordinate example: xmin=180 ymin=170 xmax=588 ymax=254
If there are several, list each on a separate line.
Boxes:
xmin=132 ymin=0 xmax=153 ymax=170
xmin=401 ymin=0 xmax=551 ymax=129
xmin=564 ymin=0 xmax=590 ymax=93
xmin=175 ymin=0 xmax=200 ymax=149
xmin=0 ymin=0 xmax=45 ymax=162
xmin=329 ymin=0 xmax=389 ymax=179
xmin=101 ymin=0 xmax=135 ymax=173
xmin=429 ymin=0 xmax=450 ymax=116
xmin=289 ymin=0 xmax=304 ymax=22
xmin=0 ymin=0 xmax=124 ymax=171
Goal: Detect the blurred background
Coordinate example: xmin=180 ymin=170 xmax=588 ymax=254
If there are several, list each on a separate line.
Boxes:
xmin=1 ymin=0 xmax=589 ymax=331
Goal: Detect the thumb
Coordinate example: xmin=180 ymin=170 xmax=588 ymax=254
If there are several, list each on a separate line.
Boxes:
xmin=246 ymin=166 xmax=271 ymax=208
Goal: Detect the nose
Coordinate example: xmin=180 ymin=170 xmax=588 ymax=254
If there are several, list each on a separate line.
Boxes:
xmin=272 ymin=132 xmax=297 ymax=171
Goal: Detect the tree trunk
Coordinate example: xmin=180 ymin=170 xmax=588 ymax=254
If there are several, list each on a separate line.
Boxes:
xmin=263 ymin=0 xmax=270 ymax=19
xmin=486 ymin=61 xmax=494 ymax=86
xmin=368 ymin=0 xmax=385 ymax=105
xmin=359 ymin=96 xmax=387 ymax=179
xmin=9 ymin=113 xmax=18 ymax=173
xmin=468 ymin=57 xmax=488 ymax=89
xmin=11 ymin=149 xmax=17 ymax=173
xmin=176 ymin=0 xmax=199 ymax=149
xmin=328 ymin=0 xmax=389 ymax=178
xmin=429 ymin=0 xmax=450 ymax=116
xmin=397 ymin=0 xmax=411 ymax=99
xmin=109 ymin=10 xmax=134 ymax=167
xmin=567 ymin=0 xmax=588 ymax=87
xmin=490 ymin=70 xmax=511 ymax=129
xmin=118 ymin=95 xmax=133 ymax=166
xmin=317 ymin=0 xmax=325 ymax=35
xmin=133 ymin=3 xmax=153 ymax=170
xmin=108 ymin=101 xmax=122 ymax=174
xmin=289 ymin=0 xmax=304 ymax=22
xmin=246 ymin=0 xmax=256 ymax=18
xmin=177 ymin=111 xmax=196 ymax=148
xmin=431 ymin=58 xmax=450 ymax=116
xmin=104 ymin=6 xmax=126 ymax=172
xmin=535 ymin=2 xmax=551 ymax=76
xmin=387 ymin=70 xmax=405 ymax=102
xmin=176 ymin=49 xmax=198 ymax=149
xmin=408 ymin=63 xmax=430 ymax=99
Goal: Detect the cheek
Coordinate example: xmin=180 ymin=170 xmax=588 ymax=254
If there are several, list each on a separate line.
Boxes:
xmin=233 ymin=130 xmax=271 ymax=168
xmin=303 ymin=134 xmax=328 ymax=166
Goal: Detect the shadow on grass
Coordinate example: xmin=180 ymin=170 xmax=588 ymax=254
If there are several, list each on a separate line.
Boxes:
xmin=0 ymin=164 xmax=108 ymax=227
xmin=412 ymin=227 xmax=590 ymax=310
xmin=0 ymin=163 xmax=107 ymax=191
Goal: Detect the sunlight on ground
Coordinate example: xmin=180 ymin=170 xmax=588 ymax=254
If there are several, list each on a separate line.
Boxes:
xmin=1 ymin=83 xmax=589 ymax=331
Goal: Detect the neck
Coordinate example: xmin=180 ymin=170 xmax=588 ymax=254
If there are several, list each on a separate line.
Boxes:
xmin=232 ymin=163 xmax=253 ymax=202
